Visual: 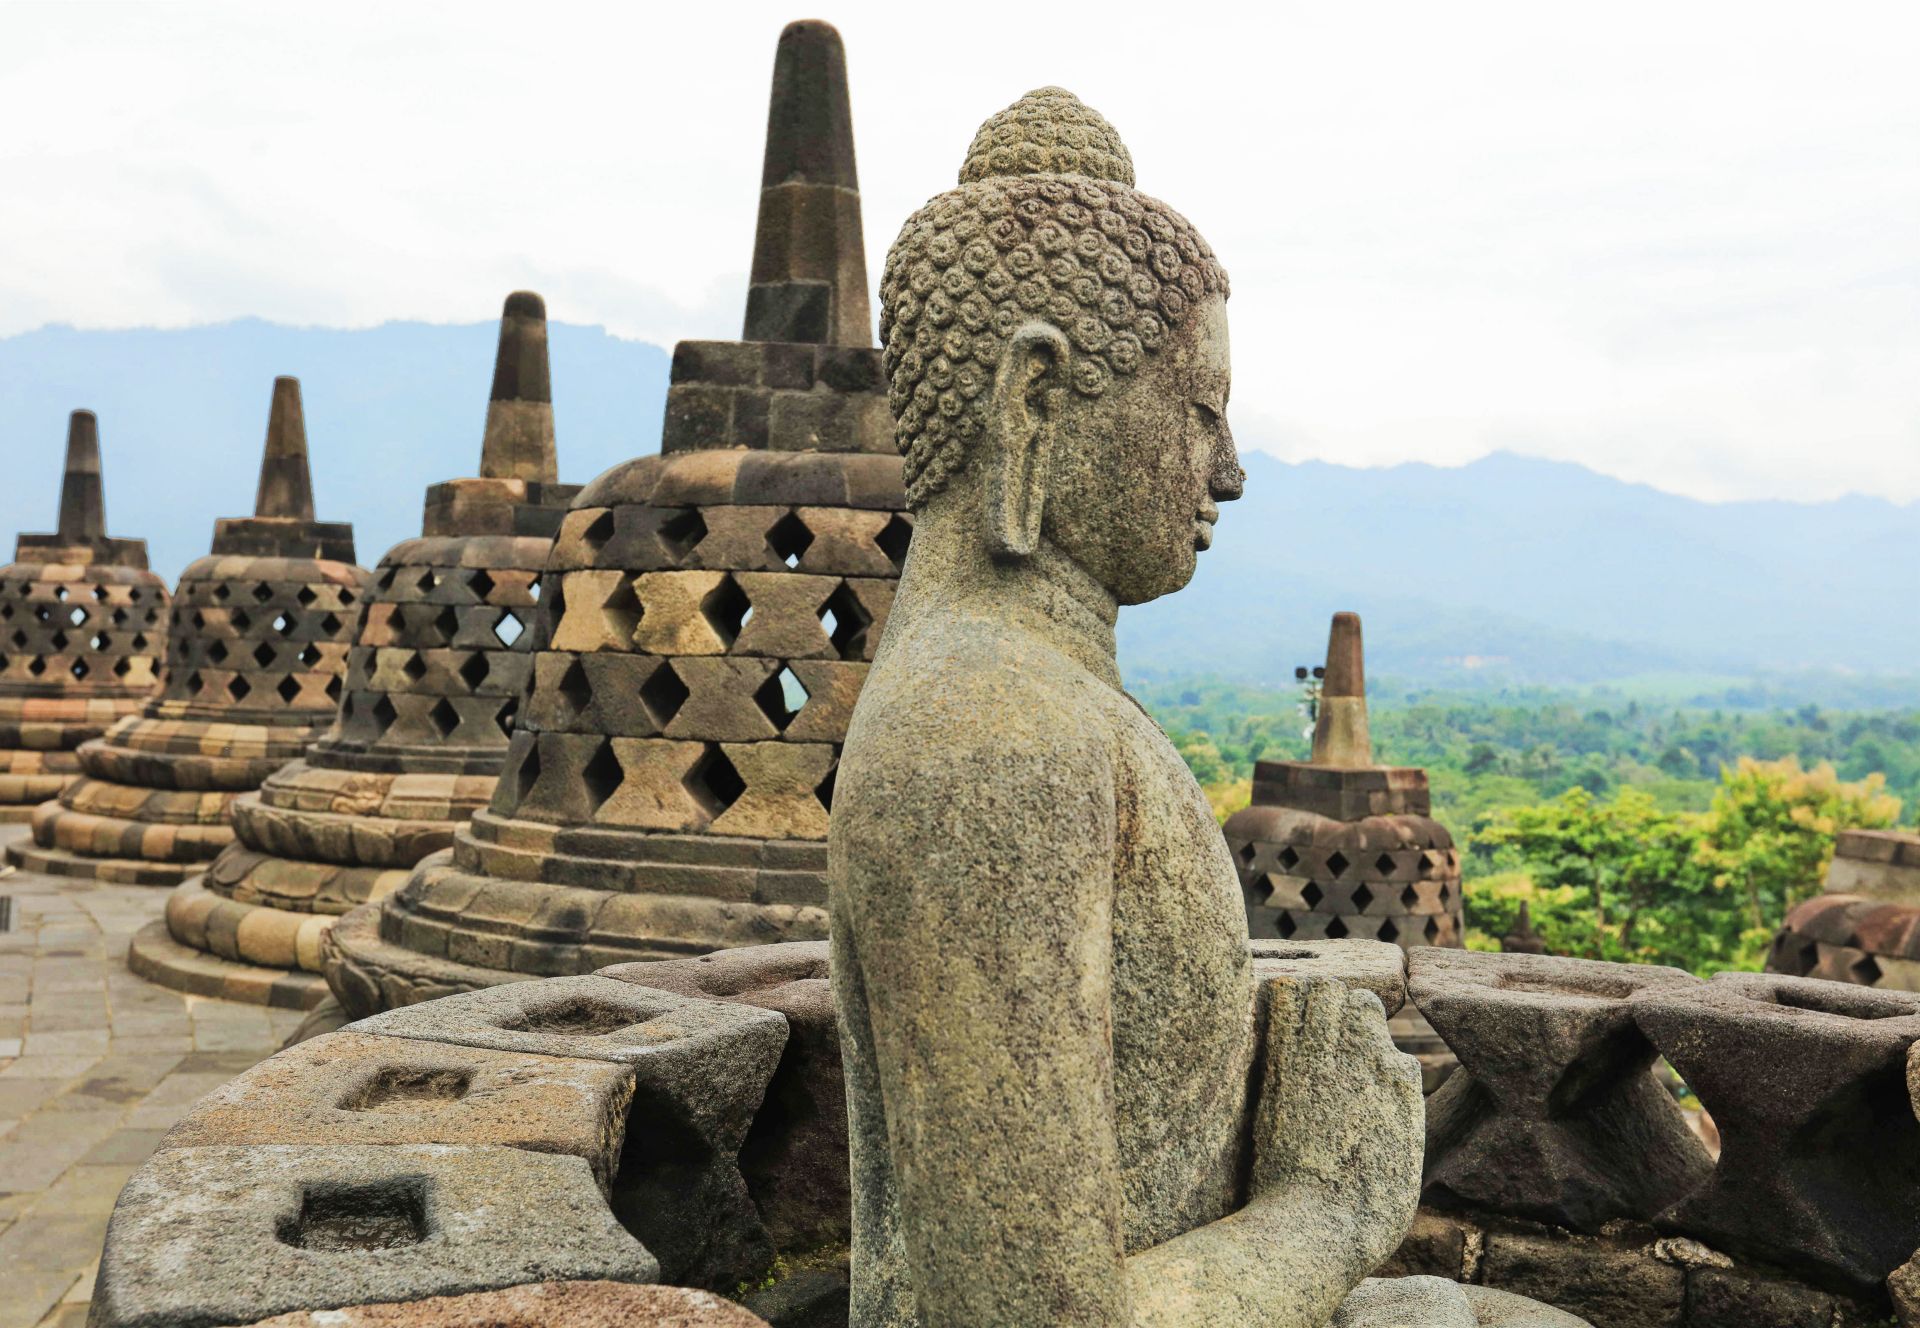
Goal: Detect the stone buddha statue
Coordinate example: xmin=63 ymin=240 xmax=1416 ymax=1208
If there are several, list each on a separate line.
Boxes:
xmin=830 ymin=89 xmax=1588 ymax=1328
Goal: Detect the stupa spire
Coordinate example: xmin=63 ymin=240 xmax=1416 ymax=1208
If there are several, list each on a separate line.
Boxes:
xmin=55 ymin=410 xmax=106 ymax=542
xmin=480 ymin=291 xmax=558 ymax=482
xmin=743 ymin=19 xmax=871 ymax=347
xmin=253 ymin=376 xmax=315 ymax=520
xmin=1309 ymin=611 xmax=1372 ymax=767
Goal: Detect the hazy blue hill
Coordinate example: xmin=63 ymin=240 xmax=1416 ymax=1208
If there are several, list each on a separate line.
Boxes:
xmin=4 ymin=321 xmax=1916 ymax=693
xmin=0 ymin=319 xmax=669 ymax=581
xmin=1124 ymin=451 xmax=1920 ymax=689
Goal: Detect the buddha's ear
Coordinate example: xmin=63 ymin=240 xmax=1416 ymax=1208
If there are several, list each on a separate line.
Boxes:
xmin=984 ymin=321 xmax=1070 ymax=561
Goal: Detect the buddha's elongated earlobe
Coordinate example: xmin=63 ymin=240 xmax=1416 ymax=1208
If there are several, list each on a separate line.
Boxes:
xmin=984 ymin=322 xmax=1070 ymax=561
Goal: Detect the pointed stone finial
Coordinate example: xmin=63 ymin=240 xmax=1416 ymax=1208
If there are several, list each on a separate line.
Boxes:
xmin=1503 ymin=901 xmax=1549 ymax=955
xmin=743 ymin=19 xmax=871 ymax=348
xmin=480 ymin=291 xmax=558 ymax=483
xmin=1309 ymin=611 xmax=1372 ymax=767
xmin=254 ymin=376 xmax=315 ymax=521
xmin=55 ymin=410 xmax=107 ymax=542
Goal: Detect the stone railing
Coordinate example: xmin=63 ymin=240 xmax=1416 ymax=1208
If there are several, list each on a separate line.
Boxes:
xmin=85 ymin=942 xmax=1920 ymax=1328
xmin=1386 ymin=948 xmax=1920 ymax=1328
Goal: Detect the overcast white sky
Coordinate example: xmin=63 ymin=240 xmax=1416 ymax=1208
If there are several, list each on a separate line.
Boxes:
xmin=2 ymin=0 xmax=1915 ymax=503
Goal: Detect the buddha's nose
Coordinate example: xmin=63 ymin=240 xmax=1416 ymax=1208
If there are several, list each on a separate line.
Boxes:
xmin=1209 ymin=419 xmax=1244 ymax=502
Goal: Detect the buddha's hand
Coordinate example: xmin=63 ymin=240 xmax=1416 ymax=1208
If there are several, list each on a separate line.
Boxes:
xmin=1250 ymin=975 xmax=1424 ymax=1271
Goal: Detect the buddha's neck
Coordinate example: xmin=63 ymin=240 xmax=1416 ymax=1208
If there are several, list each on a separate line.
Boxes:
xmin=888 ymin=488 xmax=1122 ymax=691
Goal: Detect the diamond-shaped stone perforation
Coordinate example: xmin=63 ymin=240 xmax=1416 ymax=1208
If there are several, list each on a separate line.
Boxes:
xmin=1236 ymin=819 xmax=1466 ymax=951
xmin=0 ymin=568 xmax=169 ymax=696
xmin=156 ymin=572 xmax=362 ymax=711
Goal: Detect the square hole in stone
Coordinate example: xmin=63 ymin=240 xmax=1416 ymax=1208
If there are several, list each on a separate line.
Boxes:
xmin=428 ymin=697 xmax=460 ymax=739
xmin=657 ymin=508 xmax=707 ymax=563
xmin=494 ymin=610 xmax=525 ymax=648
xmin=686 ymin=744 xmax=745 ymax=817
xmin=496 ymin=997 xmax=644 ymax=1037
xmin=459 ymin=652 xmax=490 ymax=691
xmin=818 ymin=583 xmax=871 ymax=660
xmin=276 ymin=1177 xmax=431 ymax=1251
xmin=467 ymin=568 xmax=494 ymax=601
xmin=753 ymin=667 xmax=806 ymax=732
xmin=638 ymin=661 xmax=688 ymax=730
xmin=700 ymin=577 xmax=751 ymax=649
xmin=876 ymin=513 xmax=913 ymax=570
xmin=403 ymin=651 xmax=428 ymax=683
xmin=582 ymin=740 xmax=625 ymax=813
xmin=229 ymin=676 xmax=252 ymax=701
xmin=766 ymin=512 xmax=814 ymax=569
xmin=251 ymin=582 xmax=275 ymax=604
xmin=254 ymin=642 xmax=277 ymax=669
xmin=338 ymin=1066 xmax=473 ymax=1113
xmin=277 ymin=675 xmax=302 ymax=704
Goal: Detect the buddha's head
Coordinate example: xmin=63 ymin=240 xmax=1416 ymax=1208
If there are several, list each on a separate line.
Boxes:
xmin=881 ymin=87 xmax=1242 ymax=605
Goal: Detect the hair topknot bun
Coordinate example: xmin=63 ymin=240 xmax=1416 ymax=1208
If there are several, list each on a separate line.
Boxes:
xmin=884 ymin=87 xmax=1224 ymax=510
xmin=959 ymin=87 xmax=1136 ymax=188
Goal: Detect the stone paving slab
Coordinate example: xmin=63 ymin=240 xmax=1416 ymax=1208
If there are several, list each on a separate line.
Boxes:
xmin=0 ymin=825 xmax=306 ymax=1328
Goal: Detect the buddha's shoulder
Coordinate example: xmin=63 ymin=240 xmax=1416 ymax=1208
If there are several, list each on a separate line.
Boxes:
xmin=869 ymin=618 xmax=1130 ymax=713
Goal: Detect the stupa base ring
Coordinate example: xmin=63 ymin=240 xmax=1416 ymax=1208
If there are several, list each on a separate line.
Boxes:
xmin=127 ymin=917 xmax=329 ymax=1010
xmin=4 ymin=840 xmax=206 ymax=885
xmin=323 ymin=899 xmax=538 ymax=1017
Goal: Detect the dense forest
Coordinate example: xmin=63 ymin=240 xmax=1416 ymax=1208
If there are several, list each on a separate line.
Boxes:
xmin=1137 ymin=677 xmax=1914 ymax=974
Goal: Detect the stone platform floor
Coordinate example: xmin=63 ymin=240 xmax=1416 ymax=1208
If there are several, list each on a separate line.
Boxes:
xmin=0 ymin=826 xmax=306 ymax=1328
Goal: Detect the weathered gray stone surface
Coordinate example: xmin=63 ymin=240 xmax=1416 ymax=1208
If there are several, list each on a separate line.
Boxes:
xmin=833 ymin=84 xmax=1582 ymax=1328
xmin=1634 ymin=971 xmax=1920 ymax=1292
xmin=89 ymin=1143 xmax=656 ymax=1328
xmin=1335 ymin=1278 xmax=1589 ymax=1327
xmin=600 ymin=941 xmax=845 ymax=1251
xmin=348 ymin=975 xmax=787 ymax=1289
xmin=1250 ymin=938 xmax=1408 ymax=1015
xmin=1412 ymin=949 xmax=1710 ymax=1233
xmin=156 ymin=1029 xmax=636 ymax=1190
xmin=235 ymin=1280 xmax=769 ymax=1327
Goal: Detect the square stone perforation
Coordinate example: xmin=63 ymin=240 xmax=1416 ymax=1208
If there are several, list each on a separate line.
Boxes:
xmin=639 ymin=661 xmax=689 ymax=730
xmin=371 ymin=694 xmax=398 ymax=736
xmin=814 ymin=762 xmax=836 ymax=812
xmin=459 ymin=652 xmax=490 ymax=691
xmin=253 ymin=642 xmax=277 ymax=669
xmin=657 ymin=508 xmax=708 ymax=564
xmin=700 ymin=576 xmax=752 ymax=649
xmin=582 ymin=741 xmax=625 ymax=815
xmin=494 ymin=609 xmax=526 ymax=648
xmin=276 ymin=674 xmax=302 ymax=704
xmin=556 ymin=658 xmax=593 ymax=722
xmin=428 ymin=697 xmax=461 ymax=740
xmin=467 ymin=568 xmax=495 ymax=602
xmin=818 ymin=583 xmax=871 ymax=661
xmin=685 ymin=744 xmax=746 ymax=818
xmin=876 ymin=513 xmax=913 ymax=571
xmin=229 ymin=675 xmax=252 ymax=701
xmin=753 ymin=666 xmax=809 ymax=732
xmin=766 ymin=512 xmax=814 ymax=569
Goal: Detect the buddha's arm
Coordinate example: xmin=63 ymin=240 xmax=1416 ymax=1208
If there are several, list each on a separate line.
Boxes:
xmin=1125 ymin=979 xmax=1425 ymax=1328
xmin=840 ymin=730 xmax=1133 ymax=1328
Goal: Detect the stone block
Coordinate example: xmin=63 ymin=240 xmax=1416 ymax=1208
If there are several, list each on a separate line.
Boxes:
xmin=236 ymin=1280 xmax=771 ymax=1327
xmin=348 ymin=975 xmax=788 ymax=1288
xmin=1478 ymin=1228 xmax=1684 ymax=1328
xmin=160 ymin=1029 xmax=637 ymax=1190
xmin=90 ymin=1143 xmax=655 ymax=1328
xmin=600 ymin=942 xmax=848 ymax=1250
xmin=1635 ymin=971 xmax=1920 ymax=1292
xmin=1413 ymin=950 xmax=1710 ymax=1233
xmin=1251 ymin=938 xmax=1408 ymax=1016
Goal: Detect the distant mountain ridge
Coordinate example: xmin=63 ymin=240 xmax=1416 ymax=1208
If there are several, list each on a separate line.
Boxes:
xmin=3 ymin=320 xmax=1915 ymax=690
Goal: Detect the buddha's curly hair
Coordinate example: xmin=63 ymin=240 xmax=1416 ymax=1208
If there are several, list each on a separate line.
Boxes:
xmin=880 ymin=87 xmax=1229 ymax=510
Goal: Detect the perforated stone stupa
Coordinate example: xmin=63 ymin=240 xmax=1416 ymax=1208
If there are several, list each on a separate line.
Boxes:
xmin=1225 ymin=613 xmax=1464 ymax=949
xmin=138 ymin=295 xmax=580 ymax=1005
xmin=0 ymin=411 xmax=168 ymax=820
xmin=1769 ymin=828 xmax=1920 ymax=991
xmin=325 ymin=20 xmax=910 ymax=1016
xmin=8 ymin=377 xmax=369 ymax=891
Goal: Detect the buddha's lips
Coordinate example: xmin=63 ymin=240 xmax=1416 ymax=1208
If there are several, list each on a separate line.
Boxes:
xmin=1195 ymin=502 xmax=1218 ymax=551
